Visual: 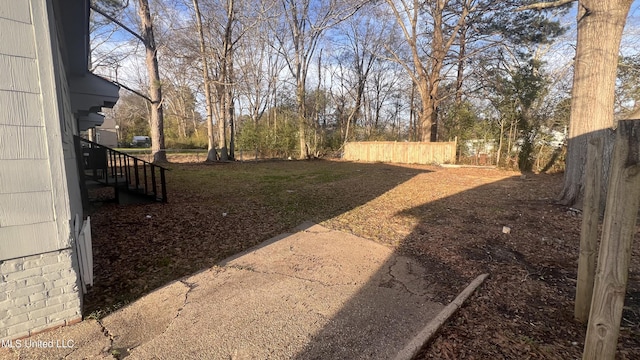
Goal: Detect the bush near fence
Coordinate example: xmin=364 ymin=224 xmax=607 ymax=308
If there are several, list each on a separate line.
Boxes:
xmin=343 ymin=141 xmax=456 ymax=165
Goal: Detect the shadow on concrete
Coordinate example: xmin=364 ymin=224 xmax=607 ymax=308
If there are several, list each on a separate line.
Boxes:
xmin=288 ymin=170 xmax=511 ymax=359
xmin=288 ymin=167 xmax=638 ymax=359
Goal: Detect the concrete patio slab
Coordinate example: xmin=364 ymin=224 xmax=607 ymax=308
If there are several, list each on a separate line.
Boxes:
xmin=1 ymin=223 xmax=449 ymax=360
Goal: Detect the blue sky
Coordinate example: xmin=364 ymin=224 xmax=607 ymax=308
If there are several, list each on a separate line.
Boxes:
xmin=90 ymin=0 xmax=640 ymax=112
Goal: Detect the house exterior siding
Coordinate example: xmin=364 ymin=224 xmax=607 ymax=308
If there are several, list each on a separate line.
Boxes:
xmin=0 ymin=0 xmax=84 ymax=340
xmin=96 ymin=116 xmax=119 ymax=148
xmin=96 ymin=116 xmax=118 ymax=148
xmin=96 ymin=128 xmax=118 ymax=148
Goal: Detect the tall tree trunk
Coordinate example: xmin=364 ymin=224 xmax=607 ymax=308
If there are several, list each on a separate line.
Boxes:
xmin=192 ymin=0 xmax=217 ymax=161
xmin=558 ymin=0 xmax=633 ymax=206
xmin=409 ymin=83 xmax=416 ymax=141
xmin=314 ymin=51 xmax=322 ymax=155
xmin=344 ymin=82 xmax=365 ymax=148
xmin=418 ymin=86 xmax=434 ymax=142
xmin=192 ymin=109 xmax=199 ymax=136
xmin=217 ymin=86 xmax=228 ymax=161
xmin=374 ymin=80 xmax=382 ymax=134
xmin=455 ymin=22 xmax=467 ymax=105
xmin=273 ymin=86 xmax=277 ymax=133
xmin=226 ymin=0 xmax=235 ymax=161
xmin=216 ymin=0 xmax=235 ymax=162
xmin=284 ymin=0 xmax=309 ymax=160
xmin=297 ymin=79 xmax=307 ymax=159
xmin=342 ymin=49 xmax=371 ymax=148
xmin=137 ymin=0 xmax=166 ymax=163
xmin=496 ymin=119 xmax=505 ymax=166
xmin=279 ymin=0 xmax=351 ymax=159
xmin=227 ymin=53 xmax=235 ymax=160
xmin=507 ymin=121 xmax=514 ymax=166
xmin=428 ymin=1 xmax=446 ymax=142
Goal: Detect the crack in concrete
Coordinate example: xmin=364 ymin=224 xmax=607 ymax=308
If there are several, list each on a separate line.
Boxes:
xmin=178 ymin=279 xmax=198 ymax=312
xmin=94 ymin=318 xmax=118 ymax=359
xmin=387 ymin=257 xmax=421 ymax=297
xmin=300 ymin=228 xmax=332 ymax=234
xmin=62 ymin=337 xmax=82 ymax=360
xmin=104 ymin=281 xmax=197 ymax=359
xmin=227 ymin=264 xmax=355 ymax=288
xmin=152 ymin=280 xmax=196 ymax=341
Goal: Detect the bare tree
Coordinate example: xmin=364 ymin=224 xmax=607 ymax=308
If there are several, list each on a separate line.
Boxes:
xmin=191 ymin=0 xmax=218 ymax=161
xmin=383 ymin=0 xmax=471 ymax=142
xmin=90 ymin=0 xmax=167 ymax=162
xmin=163 ymin=83 xmax=199 ymax=139
xmin=201 ymin=0 xmax=264 ymax=161
xmin=236 ymin=31 xmax=284 ymax=125
xmin=233 ymin=0 xmax=282 ymax=127
xmin=205 ymin=0 xmax=237 ymax=161
xmin=136 ymin=0 xmax=167 ymax=162
xmin=92 ymin=0 xmax=167 ymax=163
xmin=358 ymin=58 xmax=403 ymax=138
xmin=334 ymin=11 xmax=384 ymax=147
xmin=275 ymin=0 xmax=362 ymax=159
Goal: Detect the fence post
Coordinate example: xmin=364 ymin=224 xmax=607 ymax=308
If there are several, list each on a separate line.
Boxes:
xmin=583 ymin=119 xmax=640 ymax=359
xmin=454 ymin=136 xmax=458 ymax=164
xmin=574 ymin=136 xmax=603 ymax=323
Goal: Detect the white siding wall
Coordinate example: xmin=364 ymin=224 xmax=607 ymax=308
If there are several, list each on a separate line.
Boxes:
xmin=0 ymin=0 xmax=83 ymax=341
xmin=52 ymin=25 xmax=84 ymax=234
xmin=0 ymin=0 xmax=77 ymax=261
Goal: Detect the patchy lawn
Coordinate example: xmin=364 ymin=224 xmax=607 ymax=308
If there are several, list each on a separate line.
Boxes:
xmin=85 ymin=159 xmax=639 ymax=359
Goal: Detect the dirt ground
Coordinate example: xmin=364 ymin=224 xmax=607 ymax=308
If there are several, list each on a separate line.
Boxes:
xmin=85 ymin=159 xmax=639 ymax=359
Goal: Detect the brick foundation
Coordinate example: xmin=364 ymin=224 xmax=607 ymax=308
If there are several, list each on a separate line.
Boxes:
xmin=0 ymin=249 xmax=82 ymax=340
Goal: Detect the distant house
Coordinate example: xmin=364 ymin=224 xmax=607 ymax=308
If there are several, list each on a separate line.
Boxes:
xmin=95 ymin=116 xmax=118 ymax=148
xmin=463 ymin=139 xmax=497 ymax=157
xmin=0 ymin=0 xmax=119 ymax=340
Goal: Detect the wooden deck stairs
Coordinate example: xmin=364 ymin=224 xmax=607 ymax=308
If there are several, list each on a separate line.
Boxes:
xmin=75 ymin=136 xmax=168 ymax=206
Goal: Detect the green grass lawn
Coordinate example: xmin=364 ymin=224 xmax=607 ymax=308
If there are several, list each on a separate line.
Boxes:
xmin=166 ymin=159 xmax=428 ymax=229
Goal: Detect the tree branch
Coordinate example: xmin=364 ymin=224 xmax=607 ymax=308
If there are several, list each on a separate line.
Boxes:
xmin=90 ymin=4 xmax=146 ymax=44
xmin=113 ymin=80 xmax=152 ymax=103
xmin=516 ymin=0 xmax=575 ymax=11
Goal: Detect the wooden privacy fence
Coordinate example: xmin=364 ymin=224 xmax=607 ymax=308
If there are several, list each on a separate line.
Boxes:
xmin=574 ymin=113 xmax=640 ymax=360
xmin=343 ymin=141 xmax=456 ymax=165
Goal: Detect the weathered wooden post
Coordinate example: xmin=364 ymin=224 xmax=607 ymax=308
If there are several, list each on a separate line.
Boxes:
xmin=575 ymin=136 xmax=603 ymax=323
xmin=583 ymin=118 xmax=640 ymax=359
xmin=454 ymin=136 xmax=458 ymax=164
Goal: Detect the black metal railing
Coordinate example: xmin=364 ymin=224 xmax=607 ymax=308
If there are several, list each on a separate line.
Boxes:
xmin=74 ymin=136 xmax=168 ymax=204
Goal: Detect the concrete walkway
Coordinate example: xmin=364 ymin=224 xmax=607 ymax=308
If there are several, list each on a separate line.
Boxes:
xmin=1 ymin=223 xmax=446 ymax=360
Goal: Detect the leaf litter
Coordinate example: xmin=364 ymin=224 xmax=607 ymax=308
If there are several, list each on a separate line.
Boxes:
xmin=84 ymin=159 xmax=639 ymax=359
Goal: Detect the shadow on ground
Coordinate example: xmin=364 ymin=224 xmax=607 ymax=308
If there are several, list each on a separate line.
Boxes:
xmin=298 ymin=169 xmax=639 ymax=359
xmin=85 ymin=160 xmax=639 ymax=359
xmin=84 ymin=160 xmax=431 ymax=315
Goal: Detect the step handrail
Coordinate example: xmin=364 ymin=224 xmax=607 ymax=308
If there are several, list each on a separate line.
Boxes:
xmin=75 ymin=136 xmax=168 ymax=203
xmin=76 ymin=137 xmax=169 ymax=170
